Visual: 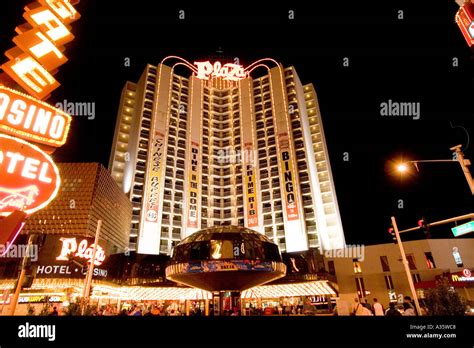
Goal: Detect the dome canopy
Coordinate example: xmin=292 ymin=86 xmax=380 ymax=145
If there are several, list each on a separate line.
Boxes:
xmin=170 ymin=225 xmax=282 ymax=263
xmin=166 ymin=226 xmax=286 ymax=292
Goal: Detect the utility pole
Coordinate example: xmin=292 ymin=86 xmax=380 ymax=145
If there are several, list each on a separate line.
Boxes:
xmin=450 ymin=145 xmax=474 ymax=195
xmin=81 ymin=220 xmax=102 ymax=315
xmin=9 ymin=234 xmax=36 ymax=315
xmin=391 ymin=216 xmax=422 ymax=316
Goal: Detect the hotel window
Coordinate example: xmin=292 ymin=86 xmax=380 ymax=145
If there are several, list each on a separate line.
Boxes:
xmin=380 ymin=256 xmax=390 ymax=272
xmin=384 ymin=275 xmax=394 ymax=289
xmin=424 ymin=252 xmax=436 ymax=269
xmin=412 ymin=273 xmax=422 ymax=283
xmin=406 ymin=254 xmax=417 ymax=270
xmin=353 ymin=259 xmax=362 ymax=274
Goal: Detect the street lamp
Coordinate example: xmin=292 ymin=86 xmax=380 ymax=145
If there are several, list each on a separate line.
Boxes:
xmin=396 ymin=145 xmax=474 ymax=195
xmin=396 ymin=163 xmax=408 ymax=173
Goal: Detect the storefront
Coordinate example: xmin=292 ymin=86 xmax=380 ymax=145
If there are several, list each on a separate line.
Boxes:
xmin=241 ymin=280 xmax=337 ymax=315
xmin=415 ymin=269 xmax=474 ymax=305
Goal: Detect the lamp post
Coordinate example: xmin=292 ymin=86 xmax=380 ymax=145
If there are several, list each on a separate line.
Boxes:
xmin=391 ymin=217 xmax=423 ymax=316
xmin=396 ymin=144 xmax=474 ymax=195
xmin=81 ymin=219 xmax=102 ymax=315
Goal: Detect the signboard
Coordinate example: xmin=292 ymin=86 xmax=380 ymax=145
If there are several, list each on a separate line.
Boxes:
xmin=138 ymin=131 xmax=165 ymax=254
xmin=181 ymin=260 xmax=276 ymax=274
xmin=19 ymin=295 xmax=65 ymax=304
xmin=451 ymin=269 xmax=474 ymax=283
xmin=194 ymin=61 xmax=247 ymax=81
xmin=0 ymin=86 xmax=72 ymax=147
xmin=244 ymin=143 xmax=259 ymax=228
xmin=1 ymin=0 xmax=81 ymax=100
xmin=278 ymin=133 xmax=299 ymax=221
xmin=456 ymin=3 xmax=474 ymax=47
xmin=55 ymin=237 xmax=106 ymax=266
xmin=187 ymin=142 xmax=199 ymax=229
xmin=0 ymin=134 xmax=60 ymax=216
xmin=35 ymin=235 xmax=109 ymax=279
xmin=451 ymin=221 xmax=474 ymax=237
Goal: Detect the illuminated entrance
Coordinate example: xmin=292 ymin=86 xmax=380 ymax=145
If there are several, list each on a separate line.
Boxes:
xmin=166 ymin=226 xmax=286 ymax=315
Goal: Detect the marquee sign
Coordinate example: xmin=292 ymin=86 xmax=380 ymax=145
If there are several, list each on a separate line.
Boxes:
xmin=456 ymin=3 xmax=474 ymax=47
xmin=1 ymin=0 xmax=81 ymax=100
xmin=0 ymin=134 xmax=60 ymax=216
xmin=244 ymin=143 xmax=259 ymax=228
xmin=138 ymin=131 xmax=165 ymax=254
xmin=278 ymin=133 xmax=299 ymax=221
xmin=0 ymin=86 xmax=72 ymax=147
xmin=194 ymin=61 xmax=247 ymax=81
xmin=187 ymin=142 xmax=199 ymax=229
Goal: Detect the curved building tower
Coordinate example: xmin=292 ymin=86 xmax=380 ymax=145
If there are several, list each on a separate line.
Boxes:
xmin=109 ymin=57 xmax=345 ymax=255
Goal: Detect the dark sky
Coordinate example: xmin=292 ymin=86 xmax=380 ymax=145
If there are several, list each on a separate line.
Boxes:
xmin=1 ymin=0 xmax=473 ymax=246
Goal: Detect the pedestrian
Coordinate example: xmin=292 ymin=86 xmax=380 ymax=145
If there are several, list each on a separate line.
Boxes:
xmin=402 ymin=302 xmax=416 ymax=316
xmin=372 ymin=298 xmax=384 ymax=316
xmin=151 ymin=305 xmax=161 ymax=316
xmin=351 ymin=298 xmax=364 ymax=316
xmin=360 ymin=303 xmax=373 ymax=316
xmin=132 ymin=306 xmax=143 ymax=316
xmin=49 ymin=306 xmax=58 ymax=316
xmin=403 ymin=296 xmax=418 ymax=315
xmin=385 ymin=302 xmax=402 ymax=316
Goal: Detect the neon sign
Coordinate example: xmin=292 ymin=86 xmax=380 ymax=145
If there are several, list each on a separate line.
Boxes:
xmin=187 ymin=142 xmax=199 ymax=228
xmin=1 ymin=0 xmax=81 ymax=100
xmin=244 ymin=143 xmax=259 ymax=228
xmin=0 ymin=86 xmax=71 ymax=147
xmin=456 ymin=3 xmax=474 ymax=47
xmin=278 ymin=133 xmax=299 ymax=221
xmin=194 ymin=61 xmax=247 ymax=81
xmin=0 ymin=134 xmax=60 ymax=216
xmin=56 ymin=237 xmax=106 ymax=266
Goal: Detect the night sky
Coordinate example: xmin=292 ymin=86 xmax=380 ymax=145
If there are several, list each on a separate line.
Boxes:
xmin=1 ymin=0 xmax=473 ymax=246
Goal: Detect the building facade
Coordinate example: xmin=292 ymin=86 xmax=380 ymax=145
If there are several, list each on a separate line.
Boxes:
xmin=109 ymin=57 xmax=345 ymax=255
xmin=326 ymin=239 xmax=474 ymax=309
xmin=24 ymin=162 xmax=132 ymax=252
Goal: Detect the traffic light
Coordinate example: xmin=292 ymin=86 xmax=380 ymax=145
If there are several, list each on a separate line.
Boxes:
xmin=418 ymin=217 xmax=431 ymax=238
xmin=388 ymin=226 xmax=397 ymax=244
xmin=0 ymin=210 xmax=27 ymax=253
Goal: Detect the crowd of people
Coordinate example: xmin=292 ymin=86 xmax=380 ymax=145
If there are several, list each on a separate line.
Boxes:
xmin=347 ymin=296 xmax=423 ymax=316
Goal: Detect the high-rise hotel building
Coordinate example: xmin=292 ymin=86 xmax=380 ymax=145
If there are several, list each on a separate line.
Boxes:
xmin=109 ymin=57 xmax=345 ymax=255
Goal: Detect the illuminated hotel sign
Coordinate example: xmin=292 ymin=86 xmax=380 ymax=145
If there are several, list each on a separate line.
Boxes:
xmin=187 ymin=142 xmax=199 ymax=229
xmin=0 ymin=86 xmax=71 ymax=147
xmin=0 ymin=134 xmax=60 ymax=217
xmin=456 ymin=3 xmax=474 ymax=47
xmin=56 ymin=237 xmax=106 ymax=266
xmin=244 ymin=143 xmax=259 ymax=228
xmin=278 ymin=133 xmax=299 ymax=221
xmin=1 ymin=0 xmax=81 ymax=100
xmin=194 ymin=61 xmax=247 ymax=81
